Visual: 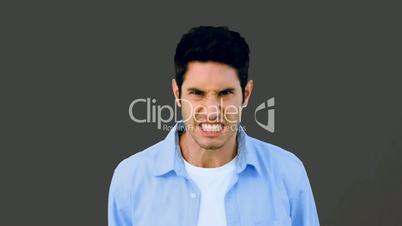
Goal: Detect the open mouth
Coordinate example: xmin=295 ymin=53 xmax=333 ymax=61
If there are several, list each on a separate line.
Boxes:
xmin=199 ymin=122 xmax=225 ymax=135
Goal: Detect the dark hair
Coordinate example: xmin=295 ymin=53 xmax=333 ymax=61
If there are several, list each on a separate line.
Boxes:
xmin=174 ymin=26 xmax=250 ymax=97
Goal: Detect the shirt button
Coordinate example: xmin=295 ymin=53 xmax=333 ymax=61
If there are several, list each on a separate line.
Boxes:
xmin=190 ymin=193 xmax=197 ymax=199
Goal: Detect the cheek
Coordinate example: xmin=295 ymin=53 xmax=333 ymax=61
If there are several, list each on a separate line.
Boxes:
xmin=181 ymin=106 xmax=191 ymax=119
xmin=222 ymin=100 xmax=243 ymax=123
xmin=223 ymin=109 xmax=241 ymax=123
xmin=180 ymin=100 xmax=196 ymax=121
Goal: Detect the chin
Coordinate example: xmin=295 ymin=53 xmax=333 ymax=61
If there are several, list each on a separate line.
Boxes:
xmin=199 ymin=143 xmax=224 ymax=150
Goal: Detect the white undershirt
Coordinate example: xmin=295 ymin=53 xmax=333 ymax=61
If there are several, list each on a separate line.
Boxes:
xmin=184 ymin=157 xmax=237 ymax=226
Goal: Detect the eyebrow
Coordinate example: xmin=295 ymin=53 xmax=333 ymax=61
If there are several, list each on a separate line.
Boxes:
xmin=186 ymin=87 xmax=236 ymax=93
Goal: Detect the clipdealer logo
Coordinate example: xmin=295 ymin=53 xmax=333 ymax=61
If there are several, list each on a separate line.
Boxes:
xmin=254 ymin=97 xmax=275 ymax=133
xmin=128 ymin=98 xmax=179 ymax=130
xmin=128 ymin=97 xmax=275 ymax=133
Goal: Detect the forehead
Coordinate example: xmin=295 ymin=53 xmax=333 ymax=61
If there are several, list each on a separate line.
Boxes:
xmin=182 ymin=61 xmax=241 ymax=89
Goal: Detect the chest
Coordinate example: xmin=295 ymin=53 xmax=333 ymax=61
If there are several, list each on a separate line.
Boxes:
xmin=132 ymin=174 xmax=291 ymax=226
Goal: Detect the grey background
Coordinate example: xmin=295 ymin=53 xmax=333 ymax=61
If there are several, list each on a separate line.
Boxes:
xmin=1 ymin=1 xmax=401 ymax=226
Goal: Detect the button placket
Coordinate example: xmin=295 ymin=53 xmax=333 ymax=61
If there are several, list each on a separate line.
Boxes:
xmin=185 ymin=178 xmax=201 ymax=226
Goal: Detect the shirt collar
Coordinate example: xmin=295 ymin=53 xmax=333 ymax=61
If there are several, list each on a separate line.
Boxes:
xmin=153 ymin=122 xmax=262 ymax=177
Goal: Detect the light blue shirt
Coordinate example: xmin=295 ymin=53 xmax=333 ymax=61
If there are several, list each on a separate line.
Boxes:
xmin=108 ymin=123 xmax=320 ymax=226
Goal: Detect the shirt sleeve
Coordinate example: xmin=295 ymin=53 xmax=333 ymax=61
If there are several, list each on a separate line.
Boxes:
xmin=289 ymin=163 xmax=320 ymax=226
xmin=108 ymin=164 xmax=133 ymax=226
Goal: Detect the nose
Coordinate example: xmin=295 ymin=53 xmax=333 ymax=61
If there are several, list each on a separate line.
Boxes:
xmin=204 ymin=97 xmax=222 ymax=122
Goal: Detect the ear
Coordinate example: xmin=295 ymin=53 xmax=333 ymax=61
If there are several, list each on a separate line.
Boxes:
xmin=242 ymin=80 xmax=254 ymax=108
xmin=172 ymin=79 xmax=181 ymax=107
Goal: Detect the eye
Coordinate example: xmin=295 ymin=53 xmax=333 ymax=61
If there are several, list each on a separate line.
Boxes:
xmin=218 ymin=89 xmax=233 ymax=96
xmin=189 ymin=90 xmax=204 ymax=96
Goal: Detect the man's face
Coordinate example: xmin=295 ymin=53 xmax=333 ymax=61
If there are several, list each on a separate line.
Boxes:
xmin=173 ymin=61 xmax=253 ymax=150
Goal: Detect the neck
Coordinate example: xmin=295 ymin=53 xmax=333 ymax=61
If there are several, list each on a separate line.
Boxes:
xmin=179 ymin=132 xmax=237 ymax=168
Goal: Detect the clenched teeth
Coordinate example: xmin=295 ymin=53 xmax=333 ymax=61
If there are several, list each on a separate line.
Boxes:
xmin=201 ymin=123 xmax=223 ymax=132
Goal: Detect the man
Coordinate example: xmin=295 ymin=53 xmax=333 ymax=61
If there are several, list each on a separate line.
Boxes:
xmin=109 ymin=26 xmax=320 ymax=226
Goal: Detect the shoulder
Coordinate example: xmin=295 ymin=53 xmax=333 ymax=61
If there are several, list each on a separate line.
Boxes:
xmin=248 ymin=136 xmax=304 ymax=169
xmin=247 ymin=136 xmax=307 ymax=185
xmin=111 ymin=140 xmax=164 ymax=186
